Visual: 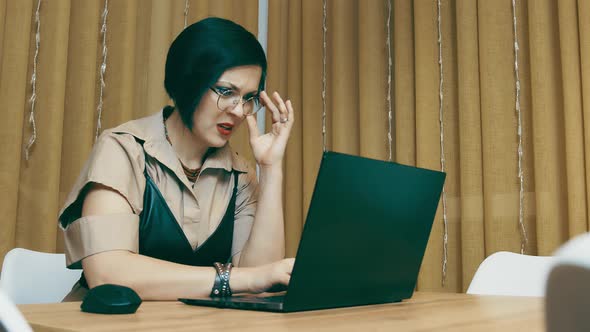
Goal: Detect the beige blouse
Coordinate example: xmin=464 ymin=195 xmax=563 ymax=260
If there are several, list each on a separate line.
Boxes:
xmin=59 ymin=110 xmax=258 ymax=269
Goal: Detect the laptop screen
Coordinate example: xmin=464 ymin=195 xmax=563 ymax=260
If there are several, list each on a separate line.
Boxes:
xmin=283 ymin=151 xmax=445 ymax=311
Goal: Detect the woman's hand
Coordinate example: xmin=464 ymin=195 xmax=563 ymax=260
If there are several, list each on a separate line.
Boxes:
xmin=243 ymin=258 xmax=295 ymax=293
xmin=245 ymin=91 xmax=294 ymax=168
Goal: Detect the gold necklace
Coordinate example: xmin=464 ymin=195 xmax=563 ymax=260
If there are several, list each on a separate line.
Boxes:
xmin=163 ymin=117 xmax=200 ymax=182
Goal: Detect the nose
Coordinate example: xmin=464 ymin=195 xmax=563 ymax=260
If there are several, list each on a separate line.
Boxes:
xmin=226 ymin=99 xmax=245 ymax=118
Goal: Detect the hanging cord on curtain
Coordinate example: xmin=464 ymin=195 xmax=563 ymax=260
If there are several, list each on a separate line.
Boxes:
xmin=95 ymin=0 xmax=109 ymax=142
xmin=322 ymin=0 xmax=328 ymax=152
xmin=25 ymin=0 xmax=42 ymax=161
xmin=512 ymin=0 xmax=528 ymax=254
xmin=437 ymin=0 xmax=449 ymax=287
xmin=386 ymin=0 xmax=393 ymax=162
xmin=184 ymin=0 xmax=190 ymax=28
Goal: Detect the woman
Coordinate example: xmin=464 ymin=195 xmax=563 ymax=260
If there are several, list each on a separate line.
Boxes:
xmin=59 ymin=17 xmax=294 ymax=301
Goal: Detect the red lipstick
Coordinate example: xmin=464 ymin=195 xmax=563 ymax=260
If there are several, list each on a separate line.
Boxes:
xmin=217 ymin=123 xmax=234 ymax=136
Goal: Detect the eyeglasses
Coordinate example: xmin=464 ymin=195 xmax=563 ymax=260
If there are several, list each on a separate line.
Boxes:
xmin=209 ymin=85 xmax=263 ymax=116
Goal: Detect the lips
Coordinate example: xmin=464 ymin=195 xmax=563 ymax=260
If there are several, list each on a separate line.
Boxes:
xmin=217 ymin=123 xmax=234 ymax=136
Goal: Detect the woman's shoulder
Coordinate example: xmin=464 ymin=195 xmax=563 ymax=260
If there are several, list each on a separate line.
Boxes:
xmin=57 ymin=114 xmax=164 ymax=224
xmin=107 ymin=110 xmax=164 ymax=144
xmin=92 ymin=110 xmax=166 ymax=158
xmin=92 ymin=129 xmax=144 ymax=166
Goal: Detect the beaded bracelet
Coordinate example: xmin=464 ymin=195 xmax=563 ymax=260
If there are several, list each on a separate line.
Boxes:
xmin=210 ymin=262 xmax=233 ymax=298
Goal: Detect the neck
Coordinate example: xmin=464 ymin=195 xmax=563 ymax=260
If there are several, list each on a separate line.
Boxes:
xmin=165 ymin=110 xmax=209 ymax=169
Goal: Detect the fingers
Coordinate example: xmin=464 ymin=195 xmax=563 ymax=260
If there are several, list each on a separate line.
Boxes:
xmin=260 ymin=91 xmax=280 ymax=123
xmin=286 ymin=100 xmax=294 ymax=125
xmin=261 ymin=91 xmax=292 ymax=126
xmin=276 ymin=261 xmax=293 ymax=287
xmin=279 ymin=274 xmax=291 ymax=286
xmin=245 ymin=113 xmax=259 ymax=142
xmin=272 ymin=92 xmax=289 ymax=125
xmin=280 ymin=258 xmax=295 ymax=285
xmin=270 ymin=258 xmax=294 ymax=287
xmin=282 ymin=258 xmax=295 ymax=275
xmin=284 ymin=257 xmax=295 ymax=268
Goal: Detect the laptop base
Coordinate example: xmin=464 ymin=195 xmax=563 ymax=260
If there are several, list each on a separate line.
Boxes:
xmin=179 ymin=296 xmax=402 ymax=313
xmin=179 ymin=296 xmax=285 ymax=312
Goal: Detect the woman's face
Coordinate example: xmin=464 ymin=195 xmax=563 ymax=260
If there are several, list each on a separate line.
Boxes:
xmin=191 ymin=65 xmax=262 ymax=148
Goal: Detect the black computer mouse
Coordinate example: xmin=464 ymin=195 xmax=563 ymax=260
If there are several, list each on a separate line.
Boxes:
xmin=80 ymin=284 xmax=142 ymax=314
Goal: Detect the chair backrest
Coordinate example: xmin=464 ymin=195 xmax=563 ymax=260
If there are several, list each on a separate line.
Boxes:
xmin=0 ymin=248 xmax=82 ymax=304
xmin=466 ymin=251 xmax=554 ymax=297
xmin=0 ymin=289 xmax=33 ymax=332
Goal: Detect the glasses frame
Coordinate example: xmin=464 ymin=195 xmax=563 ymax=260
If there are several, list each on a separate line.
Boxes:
xmin=209 ymin=86 xmax=263 ymax=116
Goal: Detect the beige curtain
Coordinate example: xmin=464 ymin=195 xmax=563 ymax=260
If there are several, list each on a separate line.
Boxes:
xmin=1 ymin=0 xmax=589 ymax=293
xmin=267 ymin=0 xmax=590 ymax=292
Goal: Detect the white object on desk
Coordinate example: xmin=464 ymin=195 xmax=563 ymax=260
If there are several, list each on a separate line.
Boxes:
xmin=0 ymin=248 xmax=82 ymax=304
xmin=545 ymin=232 xmax=590 ymax=332
xmin=466 ymin=251 xmax=554 ymax=297
xmin=0 ymin=289 xmax=33 ymax=332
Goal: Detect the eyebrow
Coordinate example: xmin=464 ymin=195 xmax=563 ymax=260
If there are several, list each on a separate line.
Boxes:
xmin=216 ymin=80 xmax=259 ymax=97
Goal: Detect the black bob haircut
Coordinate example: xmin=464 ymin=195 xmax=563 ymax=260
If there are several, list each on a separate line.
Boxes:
xmin=164 ymin=17 xmax=267 ymax=129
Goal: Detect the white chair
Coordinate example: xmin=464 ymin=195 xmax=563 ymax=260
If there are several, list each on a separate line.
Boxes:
xmin=466 ymin=251 xmax=554 ymax=297
xmin=545 ymin=233 xmax=590 ymax=332
xmin=0 ymin=289 xmax=33 ymax=332
xmin=0 ymin=248 xmax=82 ymax=304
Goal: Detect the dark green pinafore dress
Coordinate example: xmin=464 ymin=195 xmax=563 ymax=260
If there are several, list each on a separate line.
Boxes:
xmin=78 ymin=161 xmax=238 ymax=288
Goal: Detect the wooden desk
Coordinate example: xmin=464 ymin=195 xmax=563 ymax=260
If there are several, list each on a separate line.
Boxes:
xmin=19 ymin=292 xmax=544 ymax=331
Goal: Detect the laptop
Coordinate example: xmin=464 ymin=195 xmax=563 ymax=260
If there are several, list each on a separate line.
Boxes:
xmin=179 ymin=151 xmax=446 ymax=312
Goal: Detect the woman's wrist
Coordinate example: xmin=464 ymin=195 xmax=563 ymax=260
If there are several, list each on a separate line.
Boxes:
xmin=227 ymin=267 xmax=254 ymax=294
xmin=257 ymin=164 xmax=283 ymax=183
xmin=258 ymin=161 xmax=283 ymax=171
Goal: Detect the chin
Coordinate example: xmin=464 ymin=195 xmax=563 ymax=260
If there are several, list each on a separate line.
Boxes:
xmin=208 ymin=137 xmax=230 ymax=148
xmin=198 ymin=129 xmax=229 ymax=148
xmin=211 ymin=142 xmax=228 ymax=149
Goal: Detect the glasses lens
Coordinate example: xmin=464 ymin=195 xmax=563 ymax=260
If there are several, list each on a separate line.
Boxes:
xmin=242 ymin=98 xmax=257 ymax=115
xmin=245 ymin=97 xmax=262 ymax=115
xmin=213 ymin=87 xmax=262 ymax=116
xmin=216 ymin=94 xmax=239 ymax=111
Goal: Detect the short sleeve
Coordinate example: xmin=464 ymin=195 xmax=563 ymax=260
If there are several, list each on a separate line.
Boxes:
xmin=58 ymin=131 xmax=146 ymax=268
xmin=231 ymin=164 xmax=258 ymax=257
xmin=62 ymin=214 xmax=140 ymax=268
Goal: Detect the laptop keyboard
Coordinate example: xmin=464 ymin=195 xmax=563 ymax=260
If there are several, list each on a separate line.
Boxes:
xmin=233 ymin=295 xmax=285 ymax=303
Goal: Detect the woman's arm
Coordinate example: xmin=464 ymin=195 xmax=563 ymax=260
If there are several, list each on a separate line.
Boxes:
xmin=237 ymin=91 xmax=294 ymax=267
xmin=81 ymin=184 xmax=293 ymax=300
xmin=235 ymin=164 xmax=285 ymax=267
